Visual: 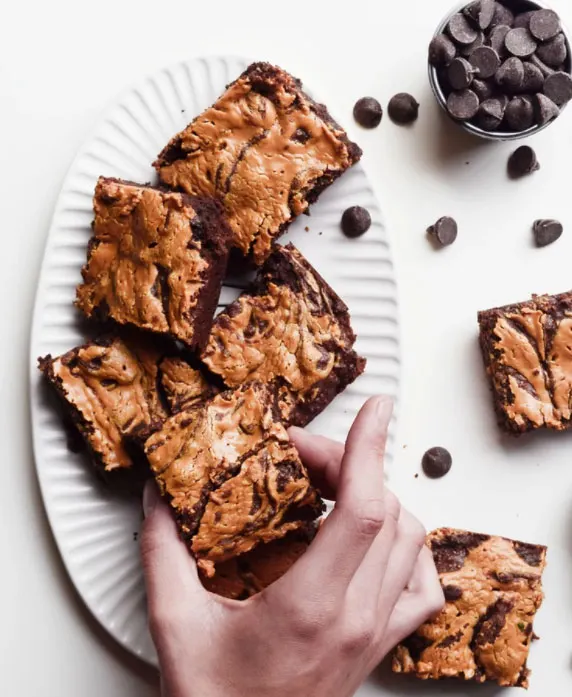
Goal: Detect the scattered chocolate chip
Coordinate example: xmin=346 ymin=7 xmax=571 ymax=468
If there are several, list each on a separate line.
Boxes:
xmin=388 ymin=93 xmax=420 ymax=124
xmin=505 ymin=27 xmax=537 ymax=58
xmin=477 ymin=98 xmax=504 ymax=130
xmin=448 ymin=13 xmax=479 ymax=45
xmin=341 ymin=206 xmax=371 ymax=238
xmin=429 ymin=34 xmax=457 ymax=66
xmin=533 ymin=219 xmax=563 ymax=247
xmin=530 ymin=9 xmax=561 ymax=42
xmin=507 ymin=145 xmax=540 ymax=178
xmin=470 ymin=46 xmax=501 ymax=78
xmin=534 ymin=92 xmax=560 ymax=125
xmin=543 ymin=71 xmax=572 ymax=106
xmin=460 ymin=31 xmax=485 ymax=57
xmin=447 ymin=89 xmax=479 ymax=119
xmin=427 ymin=216 xmax=458 ymax=247
xmin=522 ymin=62 xmax=545 ymax=92
xmin=489 ymin=24 xmax=511 ymax=56
xmin=505 ymin=95 xmax=534 ymax=130
xmin=422 ymin=446 xmax=453 ymax=478
xmin=448 ymin=57 xmax=476 ymax=89
xmin=353 ymin=97 xmax=383 ymax=128
xmin=496 ymin=56 xmax=524 ymax=91
xmin=513 ymin=11 xmax=535 ymax=29
xmin=490 ymin=2 xmax=514 ymax=30
xmin=443 ymin=584 xmax=463 ymax=601
xmin=536 ymin=33 xmax=568 ymax=67
xmin=472 ymin=78 xmax=495 ymax=101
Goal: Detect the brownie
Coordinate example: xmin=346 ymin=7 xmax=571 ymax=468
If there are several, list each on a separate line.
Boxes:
xmin=144 ymin=381 xmax=324 ymax=576
xmin=200 ymin=243 xmax=366 ymax=427
xmin=393 ymin=528 xmax=547 ymax=689
xmin=159 ymin=355 xmax=217 ymax=413
xmin=478 ymin=291 xmax=572 ymax=433
xmin=75 ymin=177 xmax=231 ymax=349
xmin=38 ymin=335 xmax=213 ymax=476
xmin=154 ymin=62 xmax=362 ymax=265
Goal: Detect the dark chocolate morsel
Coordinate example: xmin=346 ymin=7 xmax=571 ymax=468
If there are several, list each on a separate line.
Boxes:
xmin=448 ymin=13 xmax=479 ymax=45
xmin=543 ymin=71 xmax=572 ymax=106
xmin=505 ymin=28 xmax=537 ymax=58
xmin=470 ymin=46 xmax=500 ymax=79
xmin=529 ymin=9 xmax=561 ymax=42
xmin=513 ymin=11 xmax=535 ymax=29
xmin=422 ymin=446 xmax=453 ymax=477
xmin=341 ymin=206 xmax=372 ymax=238
xmin=353 ymin=97 xmax=383 ymax=128
xmin=533 ymin=219 xmax=563 ymax=247
xmin=427 ymin=217 xmax=458 ymax=247
xmin=429 ymin=34 xmax=457 ymax=66
xmin=464 ymin=0 xmax=495 ymax=31
xmin=472 ymin=78 xmax=495 ymax=101
xmin=505 ymin=95 xmax=534 ymax=131
xmin=460 ymin=31 xmax=485 ymax=57
xmin=507 ymin=145 xmax=540 ymax=178
xmin=536 ymin=34 xmax=568 ymax=67
xmin=448 ymin=57 xmax=475 ymax=90
xmin=443 ymin=584 xmax=463 ymax=601
xmin=388 ymin=93 xmax=420 ymax=124
xmin=496 ymin=57 xmax=525 ymax=91
xmin=477 ymin=98 xmax=504 ymax=130
xmin=490 ymin=2 xmax=514 ymax=30
xmin=447 ymin=89 xmax=479 ymax=119
xmin=531 ymin=53 xmax=555 ymax=77
xmin=489 ymin=24 xmax=511 ymax=56
xmin=521 ymin=62 xmax=545 ymax=92
xmin=534 ymin=92 xmax=560 ymax=125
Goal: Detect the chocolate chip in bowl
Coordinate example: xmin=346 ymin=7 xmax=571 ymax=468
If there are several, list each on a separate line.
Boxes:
xmin=428 ymin=0 xmax=572 ymax=140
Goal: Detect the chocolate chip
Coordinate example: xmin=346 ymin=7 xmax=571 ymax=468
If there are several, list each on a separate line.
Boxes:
xmin=513 ymin=541 xmax=545 ymax=566
xmin=533 ymin=219 xmax=563 ymax=247
xmin=477 ymin=98 xmax=504 ymax=130
xmin=460 ymin=31 xmax=485 ymax=57
xmin=513 ymin=11 xmax=535 ymax=29
xmin=443 ymin=584 xmax=463 ymax=601
xmin=465 ymin=0 xmax=495 ymax=30
xmin=422 ymin=446 xmax=453 ymax=478
xmin=530 ymin=10 xmax=561 ymax=42
xmin=534 ymin=92 xmax=560 ymax=125
xmin=470 ymin=46 xmax=500 ymax=78
xmin=507 ymin=145 xmax=540 ymax=178
xmin=429 ymin=34 xmax=457 ymax=66
xmin=448 ymin=13 xmax=479 ymax=45
xmin=505 ymin=28 xmax=537 ymax=58
xmin=489 ymin=24 xmax=511 ymax=56
xmin=544 ymin=71 xmax=572 ymax=106
xmin=505 ymin=95 xmax=534 ymax=130
xmin=472 ymin=78 xmax=495 ymax=101
xmin=496 ymin=57 xmax=525 ymax=91
xmin=353 ymin=97 xmax=383 ymax=128
xmin=447 ymin=89 xmax=480 ymax=119
xmin=531 ymin=53 xmax=556 ymax=77
xmin=448 ymin=57 xmax=475 ymax=89
xmin=341 ymin=206 xmax=371 ymax=238
xmin=536 ymin=33 xmax=568 ymax=67
xmin=388 ymin=93 xmax=419 ymax=124
xmin=521 ymin=62 xmax=545 ymax=92
xmin=490 ymin=2 xmax=514 ymax=30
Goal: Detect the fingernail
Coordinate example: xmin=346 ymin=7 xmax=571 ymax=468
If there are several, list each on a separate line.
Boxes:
xmin=375 ymin=395 xmax=394 ymax=421
xmin=143 ymin=480 xmax=160 ymax=517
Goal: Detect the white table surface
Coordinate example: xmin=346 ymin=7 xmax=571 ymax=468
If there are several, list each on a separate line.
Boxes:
xmin=3 ymin=0 xmax=572 ymax=694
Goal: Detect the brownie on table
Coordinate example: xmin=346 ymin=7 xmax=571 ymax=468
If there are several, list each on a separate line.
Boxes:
xmin=144 ymin=381 xmax=324 ymax=576
xmin=201 ymin=243 xmax=366 ymax=427
xmin=393 ymin=528 xmax=547 ymax=689
xmin=38 ymin=335 xmax=213 ymax=476
xmin=478 ymin=291 xmax=572 ymax=433
xmin=154 ymin=62 xmax=362 ymax=265
xmin=76 ymin=177 xmax=231 ymax=349
xmin=158 ymin=355 xmax=217 ymax=414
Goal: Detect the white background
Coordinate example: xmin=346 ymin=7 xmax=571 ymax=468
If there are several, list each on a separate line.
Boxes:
xmin=3 ymin=0 xmax=572 ymax=694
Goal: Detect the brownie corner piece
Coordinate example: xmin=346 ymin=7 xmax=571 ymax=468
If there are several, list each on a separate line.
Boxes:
xmin=154 ymin=63 xmax=361 ymax=265
xmin=201 ymin=243 xmax=366 ymax=427
xmin=144 ymin=381 xmax=324 ymax=576
xmin=478 ymin=290 xmax=572 ymax=434
xmin=75 ymin=177 xmax=231 ymax=349
xmin=393 ymin=527 xmax=547 ymax=689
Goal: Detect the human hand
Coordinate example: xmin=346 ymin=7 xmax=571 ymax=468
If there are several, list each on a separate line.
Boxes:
xmin=141 ymin=396 xmax=444 ymax=697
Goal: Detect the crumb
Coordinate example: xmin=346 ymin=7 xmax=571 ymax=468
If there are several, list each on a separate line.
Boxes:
xmin=304 ymin=226 xmax=310 ymax=232
xmin=414 ymin=473 xmax=419 ymax=478
xmin=402 ymin=444 xmax=408 ymax=449
xmin=465 ymin=161 xmax=470 ymax=165
xmin=318 ymin=231 xmax=323 ymax=236
xmin=181 ymin=109 xmax=185 ymax=113
xmin=133 ymin=532 xmax=138 ymax=541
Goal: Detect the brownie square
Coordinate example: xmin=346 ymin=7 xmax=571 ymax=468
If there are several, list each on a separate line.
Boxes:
xmin=76 ymin=177 xmax=231 ymax=349
xmin=144 ymin=382 xmax=324 ymax=576
xmin=478 ymin=291 xmax=572 ymax=433
xmin=393 ymin=528 xmax=547 ymax=689
xmin=38 ymin=335 xmax=213 ymax=476
xmin=154 ymin=62 xmax=362 ymax=265
xmin=200 ymin=243 xmax=366 ymax=427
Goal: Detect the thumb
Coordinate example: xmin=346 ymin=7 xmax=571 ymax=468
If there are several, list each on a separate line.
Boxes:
xmin=140 ymin=480 xmax=210 ymax=628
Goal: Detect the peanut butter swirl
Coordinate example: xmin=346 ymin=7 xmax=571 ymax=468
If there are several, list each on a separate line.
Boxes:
xmin=393 ymin=528 xmax=546 ymax=688
xmin=154 ymin=62 xmax=361 ymax=265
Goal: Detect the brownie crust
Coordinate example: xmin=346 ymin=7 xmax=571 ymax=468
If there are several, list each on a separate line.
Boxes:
xmin=478 ymin=291 xmax=572 ymax=433
xmin=154 ymin=62 xmax=362 ymax=265
xmin=201 ymin=243 xmax=366 ymax=427
xmin=393 ymin=528 xmax=547 ymax=689
xmin=76 ymin=177 xmax=231 ymax=349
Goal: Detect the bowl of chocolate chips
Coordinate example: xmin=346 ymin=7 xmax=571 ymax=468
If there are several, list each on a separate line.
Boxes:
xmin=429 ymin=0 xmax=572 ymax=139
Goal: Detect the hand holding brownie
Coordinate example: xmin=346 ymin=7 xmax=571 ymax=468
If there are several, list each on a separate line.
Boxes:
xmin=141 ymin=397 xmax=444 ymax=697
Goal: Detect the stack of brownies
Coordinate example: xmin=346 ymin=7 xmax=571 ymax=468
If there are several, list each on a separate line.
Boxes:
xmin=39 ymin=62 xmax=365 ymax=596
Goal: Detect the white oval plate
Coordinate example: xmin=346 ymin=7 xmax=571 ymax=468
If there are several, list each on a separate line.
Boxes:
xmin=29 ymin=56 xmax=400 ymax=669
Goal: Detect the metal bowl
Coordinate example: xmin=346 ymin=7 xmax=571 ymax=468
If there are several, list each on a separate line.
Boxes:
xmin=428 ymin=0 xmax=572 ymax=141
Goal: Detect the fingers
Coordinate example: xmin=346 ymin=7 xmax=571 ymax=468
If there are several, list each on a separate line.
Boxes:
xmin=280 ymin=396 xmax=393 ymax=602
xmin=140 ymin=481 xmax=211 ymax=634
xmin=288 ymin=427 xmax=344 ymax=499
